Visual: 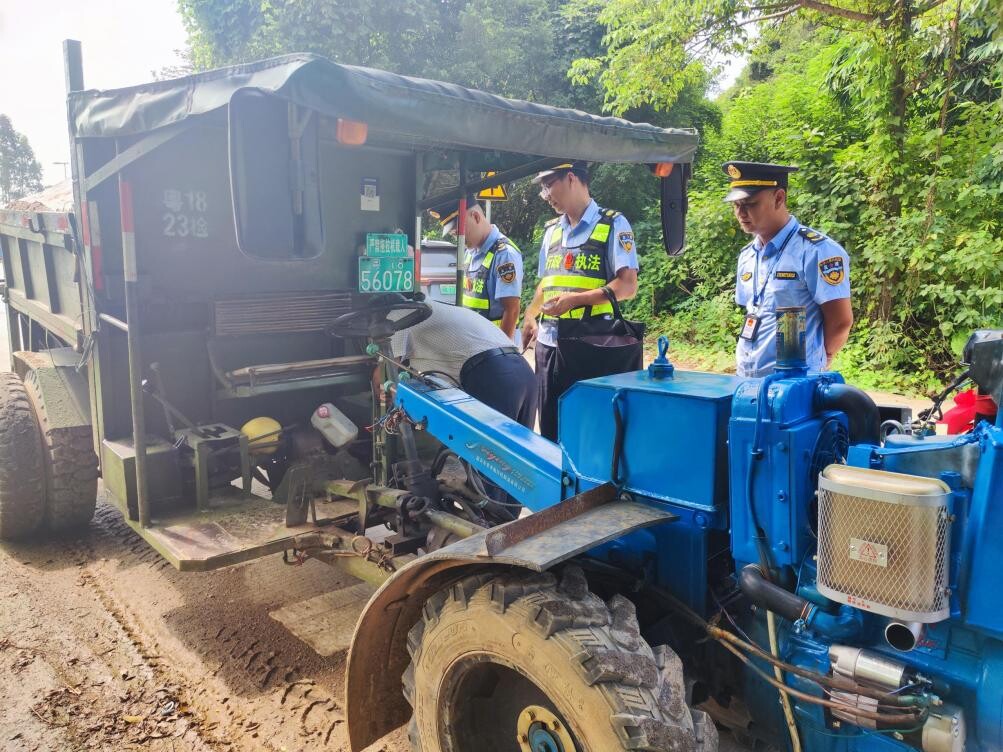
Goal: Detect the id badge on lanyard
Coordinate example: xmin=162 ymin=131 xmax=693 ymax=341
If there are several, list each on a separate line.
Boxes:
xmin=737 ymin=228 xmax=795 ymax=343
xmin=740 ymin=311 xmax=761 ymax=341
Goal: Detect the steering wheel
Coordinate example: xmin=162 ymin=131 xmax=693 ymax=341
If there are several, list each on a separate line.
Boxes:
xmin=329 ymin=300 xmax=432 ymax=339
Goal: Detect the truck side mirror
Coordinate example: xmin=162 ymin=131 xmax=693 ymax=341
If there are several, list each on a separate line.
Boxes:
xmin=660 ymin=163 xmax=690 ymax=256
xmin=228 ymin=90 xmax=323 ymax=259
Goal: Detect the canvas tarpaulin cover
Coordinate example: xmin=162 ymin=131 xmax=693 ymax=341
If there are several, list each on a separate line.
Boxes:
xmin=69 ymin=54 xmax=698 ymax=165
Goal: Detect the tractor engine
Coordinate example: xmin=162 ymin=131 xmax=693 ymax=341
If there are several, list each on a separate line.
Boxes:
xmin=554 ymin=328 xmax=1003 ymax=751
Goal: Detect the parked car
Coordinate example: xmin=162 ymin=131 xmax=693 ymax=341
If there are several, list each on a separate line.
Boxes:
xmin=419 ymin=239 xmax=458 ymax=304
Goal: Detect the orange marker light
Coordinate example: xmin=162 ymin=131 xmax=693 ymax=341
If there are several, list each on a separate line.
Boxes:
xmin=653 ymin=162 xmax=674 ymax=178
xmin=336 ymin=118 xmax=368 ymax=145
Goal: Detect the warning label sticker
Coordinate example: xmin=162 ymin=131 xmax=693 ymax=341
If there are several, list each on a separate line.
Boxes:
xmin=849 ymin=538 xmax=888 ymax=568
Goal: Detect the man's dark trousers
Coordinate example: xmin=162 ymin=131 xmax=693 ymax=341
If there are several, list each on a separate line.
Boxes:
xmin=460 ymin=350 xmax=537 ymax=429
xmin=534 ymin=342 xmax=560 ymax=441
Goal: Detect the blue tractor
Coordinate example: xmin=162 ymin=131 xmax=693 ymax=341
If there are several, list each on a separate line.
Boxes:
xmin=346 ymin=320 xmax=1003 ymax=752
xmin=5 ymin=43 xmax=999 ymax=752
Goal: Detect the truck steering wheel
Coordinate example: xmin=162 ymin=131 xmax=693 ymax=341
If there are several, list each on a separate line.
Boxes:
xmin=329 ymin=299 xmax=432 ymax=339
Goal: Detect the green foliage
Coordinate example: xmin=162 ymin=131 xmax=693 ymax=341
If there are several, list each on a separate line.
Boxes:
xmin=0 ymin=115 xmax=43 ymax=204
xmin=580 ymin=0 xmax=1002 ymax=390
xmin=178 ymin=0 xmax=1003 ymax=393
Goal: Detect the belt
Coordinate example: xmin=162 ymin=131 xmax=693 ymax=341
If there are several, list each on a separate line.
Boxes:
xmin=460 ymin=346 xmax=519 ymax=381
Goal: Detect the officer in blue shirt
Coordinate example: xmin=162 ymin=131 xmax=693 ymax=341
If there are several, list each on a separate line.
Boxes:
xmin=724 ymin=161 xmax=853 ymax=377
xmin=522 ymin=162 xmax=639 ymax=440
xmin=431 ymin=196 xmax=523 ymax=340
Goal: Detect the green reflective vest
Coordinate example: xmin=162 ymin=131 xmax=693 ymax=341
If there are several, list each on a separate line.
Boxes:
xmin=461 ymin=235 xmax=513 ymax=324
xmin=540 ymin=208 xmax=619 ymax=320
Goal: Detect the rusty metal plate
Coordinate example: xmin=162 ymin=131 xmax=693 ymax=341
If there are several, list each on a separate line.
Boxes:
xmin=482 ymin=482 xmax=618 ymax=556
xmin=135 ymin=496 xmax=358 ymax=571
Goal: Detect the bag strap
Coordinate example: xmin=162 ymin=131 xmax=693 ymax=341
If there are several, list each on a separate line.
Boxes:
xmin=582 ymin=284 xmax=624 ymax=319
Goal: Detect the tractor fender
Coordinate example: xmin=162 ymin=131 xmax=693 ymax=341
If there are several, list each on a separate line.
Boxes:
xmin=346 ymin=482 xmax=675 ymax=750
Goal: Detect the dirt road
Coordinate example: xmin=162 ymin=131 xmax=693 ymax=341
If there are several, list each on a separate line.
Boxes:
xmin=0 ymin=497 xmax=408 ymax=752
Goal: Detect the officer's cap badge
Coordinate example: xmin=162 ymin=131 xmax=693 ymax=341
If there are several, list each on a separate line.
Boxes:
xmin=727 ymin=164 xmax=742 ymax=179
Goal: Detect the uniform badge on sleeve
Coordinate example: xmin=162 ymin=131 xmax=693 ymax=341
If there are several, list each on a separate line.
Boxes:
xmin=618 ymin=231 xmax=634 ymax=253
xmin=819 ymin=256 xmax=845 ymax=285
xmin=497 ymin=261 xmax=517 ymax=284
xmin=741 ymin=271 xmax=752 ymax=282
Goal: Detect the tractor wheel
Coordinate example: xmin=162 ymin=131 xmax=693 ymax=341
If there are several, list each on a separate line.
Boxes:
xmin=0 ymin=372 xmax=46 ymax=540
xmin=23 ymin=370 xmax=99 ymax=534
xmin=403 ymin=566 xmax=718 ymax=752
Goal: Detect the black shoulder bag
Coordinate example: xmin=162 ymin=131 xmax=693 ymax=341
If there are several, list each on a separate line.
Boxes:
xmin=554 ymin=286 xmax=645 ymax=391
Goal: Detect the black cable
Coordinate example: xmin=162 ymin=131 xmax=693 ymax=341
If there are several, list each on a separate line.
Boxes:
xmin=917 ymin=369 xmax=970 ymax=424
xmin=421 ymin=369 xmax=462 ymax=387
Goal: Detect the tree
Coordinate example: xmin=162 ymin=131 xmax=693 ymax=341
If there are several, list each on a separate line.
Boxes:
xmin=633 ymin=3 xmax=1000 ymax=385
xmin=0 ymin=115 xmax=43 ymax=204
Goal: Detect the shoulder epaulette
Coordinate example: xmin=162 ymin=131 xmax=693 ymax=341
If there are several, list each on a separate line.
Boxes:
xmin=599 ymin=208 xmax=622 ymax=220
xmin=545 ymin=217 xmax=561 ymax=227
xmin=798 ymin=226 xmax=826 ymax=244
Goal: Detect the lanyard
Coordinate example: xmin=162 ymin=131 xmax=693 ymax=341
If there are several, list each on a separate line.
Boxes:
xmin=752 ymin=224 xmax=797 ymax=308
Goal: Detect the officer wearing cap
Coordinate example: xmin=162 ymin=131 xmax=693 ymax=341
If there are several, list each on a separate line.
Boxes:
xmin=521 ymin=162 xmax=639 ymax=440
xmin=724 ymin=161 xmax=853 ymax=377
xmin=429 ymin=195 xmax=523 ymax=341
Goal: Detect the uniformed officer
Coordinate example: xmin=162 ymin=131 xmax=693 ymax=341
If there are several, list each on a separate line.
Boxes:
xmin=724 ymin=161 xmax=853 ymax=377
xmin=430 ymin=196 xmax=523 ymax=341
xmin=521 ymin=162 xmax=639 ymax=440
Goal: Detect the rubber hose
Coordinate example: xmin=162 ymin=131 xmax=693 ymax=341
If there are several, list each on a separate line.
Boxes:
xmin=739 ymin=564 xmax=810 ymax=622
xmin=816 ymin=382 xmax=881 ymax=445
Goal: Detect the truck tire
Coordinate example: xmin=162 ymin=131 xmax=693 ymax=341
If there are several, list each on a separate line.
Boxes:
xmin=23 ymin=370 xmax=99 ymax=534
xmin=0 ymin=372 xmax=46 ymax=540
xmin=403 ymin=566 xmax=718 ymax=752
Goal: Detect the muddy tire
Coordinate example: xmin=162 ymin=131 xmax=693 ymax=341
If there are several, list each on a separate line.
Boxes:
xmin=23 ymin=370 xmax=98 ymax=534
xmin=404 ymin=566 xmax=718 ymax=752
xmin=0 ymin=371 xmax=46 ymax=540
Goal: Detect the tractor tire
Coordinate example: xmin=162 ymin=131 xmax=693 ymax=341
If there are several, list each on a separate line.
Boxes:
xmin=23 ymin=370 xmax=99 ymax=535
xmin=403 ymin=566 xmax=719 ymax=752
xmin=0 ymin=371 xmax=46 ymax=540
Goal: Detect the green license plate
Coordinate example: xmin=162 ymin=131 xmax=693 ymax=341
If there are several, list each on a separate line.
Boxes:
xmin=438 ymin=283 xmax=456 ymax=295
xmin=358 ymin=256 xmax=415 ymax=293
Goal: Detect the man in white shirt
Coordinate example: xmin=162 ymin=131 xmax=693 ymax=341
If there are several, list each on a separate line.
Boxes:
xmin=391 ymin=300 xmax=536 ymax=428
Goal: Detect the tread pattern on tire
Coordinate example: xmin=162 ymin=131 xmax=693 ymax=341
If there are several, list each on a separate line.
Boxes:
xmin=0 ymin=371 xmax=46 ymax=540
xmin=404 ymin=566 xmax=717 ymax=752
xmin=23 ymin=370 xmax=98 ymax=534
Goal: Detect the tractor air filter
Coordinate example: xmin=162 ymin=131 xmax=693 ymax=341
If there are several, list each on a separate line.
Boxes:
xmin=816 ymin=465 xmax=952 ymax=622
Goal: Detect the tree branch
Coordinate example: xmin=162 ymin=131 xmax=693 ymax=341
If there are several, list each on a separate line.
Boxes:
xmin=914 ymin=0 xmax=951 ymax=16
xmin=737 ymin=7 xmax=801 ymax=26
xmin=797 ymin=0 xmax=878 ymax=22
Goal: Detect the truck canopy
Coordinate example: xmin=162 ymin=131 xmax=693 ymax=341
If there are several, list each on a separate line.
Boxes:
xmin=69 ymin=54 xmax=698 ymax=166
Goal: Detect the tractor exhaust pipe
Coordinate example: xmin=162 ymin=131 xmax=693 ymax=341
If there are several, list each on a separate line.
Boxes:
xmin=885 ymin=620 xmax=924 ymax=652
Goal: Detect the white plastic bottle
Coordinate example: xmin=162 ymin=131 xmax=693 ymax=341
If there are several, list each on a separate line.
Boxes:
xmin=311 ymin=403 xmax=358 ymax=448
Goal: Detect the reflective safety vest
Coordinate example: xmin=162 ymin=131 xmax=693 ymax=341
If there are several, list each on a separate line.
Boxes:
xmin=540 ymin=208 xmax=619 ymax=320
xmin=461 ymin=235 xmax=514 ymax=324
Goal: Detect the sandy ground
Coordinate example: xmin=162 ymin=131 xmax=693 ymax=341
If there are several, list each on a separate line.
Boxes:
xmin=0 ymin=498 xmax=409 ymax=752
